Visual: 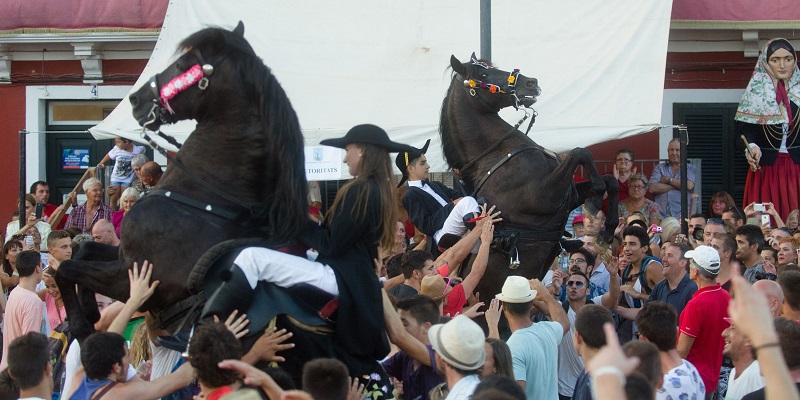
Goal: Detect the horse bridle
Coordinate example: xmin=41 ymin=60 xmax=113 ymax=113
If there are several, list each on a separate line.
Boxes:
xmin=462 ymin=58 xmax=533 ymax=115
xmin=138 ymin=56 xmax=270 ymax=220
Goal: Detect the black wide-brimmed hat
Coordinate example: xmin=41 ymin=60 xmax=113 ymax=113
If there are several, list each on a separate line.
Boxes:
xmin=320 ymin=124 xmax=417 ymax=154
xmin=395 ymin=139 xmax=431 ymax=187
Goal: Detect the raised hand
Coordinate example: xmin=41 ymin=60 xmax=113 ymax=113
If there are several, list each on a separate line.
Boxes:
xmin=250 ymin=326 xmax=295 ymax=363
xmin=128 ymin=261 xmax=159 ymax=307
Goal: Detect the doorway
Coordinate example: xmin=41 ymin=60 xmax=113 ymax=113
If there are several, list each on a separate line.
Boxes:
xmin=44 ymin=101 xmax=152 ymax=205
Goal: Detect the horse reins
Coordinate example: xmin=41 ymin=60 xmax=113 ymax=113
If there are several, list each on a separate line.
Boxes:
xmin=458 ymin=60 xmax=537 ymax=176
xmin=139 ymin=61 xmax=269 ymax=219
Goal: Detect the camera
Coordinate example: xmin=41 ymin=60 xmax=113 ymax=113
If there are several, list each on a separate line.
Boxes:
xmin=651 ymin=225 xmax=663 ymax=233
xmin=692 ymin=227 xmax=704 ymax=241
xmin=35 ymin=203 xmax=44 ymax=219
xmin=753 ymin=203 xmax=766 ymax=212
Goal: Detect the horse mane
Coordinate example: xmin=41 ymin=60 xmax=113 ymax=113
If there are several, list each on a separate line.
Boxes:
xmin=180 ymin=27 xmax=308 ymax=241
xmin=439 ymin=72 xmax=466 ymax=170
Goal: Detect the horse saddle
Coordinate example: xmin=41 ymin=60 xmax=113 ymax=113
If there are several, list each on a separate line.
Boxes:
xmin=202 ymin=258 xmax=339 ymax=336
xmin=156 ymin=239 xmax=337 ymax=352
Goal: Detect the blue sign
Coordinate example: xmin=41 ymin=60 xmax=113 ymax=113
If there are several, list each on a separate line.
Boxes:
xmin=62 ymin=148 xmax=90 ymax=170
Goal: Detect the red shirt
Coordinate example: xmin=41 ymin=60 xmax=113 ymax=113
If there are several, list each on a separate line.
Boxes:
xmin=678 ymin=283 xmax=730 ymax=393
xmin=443 ymin=284 xmax=466 ymax=317
xmin=42 ymin=203 xmax=67 ymax=230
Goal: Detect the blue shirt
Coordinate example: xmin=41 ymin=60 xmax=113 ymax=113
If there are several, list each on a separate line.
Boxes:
xmin=572 ymin=370 xmax=592 ymax=400
xmin=648 ymin=162 xmax=697 ymax=218
xmin=647 ymin=273 xmax=698 ymax=317
xmin=507 ymin=321 xmax=563 ymax=400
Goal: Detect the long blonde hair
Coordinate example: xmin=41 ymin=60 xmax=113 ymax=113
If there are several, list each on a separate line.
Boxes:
xmin=325 ymin=143 xmax=396 ymax=252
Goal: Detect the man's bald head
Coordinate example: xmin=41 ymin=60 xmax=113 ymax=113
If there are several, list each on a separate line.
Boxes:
xmin=753 ymin=279 xmax=784 ymax=318
xmin=92 ymin=220 xmax=119 ymax=246
xmin=141 ymin=162 xmax=163 ymax=186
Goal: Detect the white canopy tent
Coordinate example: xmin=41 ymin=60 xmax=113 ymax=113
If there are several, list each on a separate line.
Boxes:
xmin=90 ymin=0 xmax=673 ymax=178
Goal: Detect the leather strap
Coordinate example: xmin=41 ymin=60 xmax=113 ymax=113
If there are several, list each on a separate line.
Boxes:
xmin=91 ymin=382 xmax=117 ymax=400
xmin=472 ymin=147 xmax=538 ymax=196
xmin=146 ymin=189 xmax=239 ymax=220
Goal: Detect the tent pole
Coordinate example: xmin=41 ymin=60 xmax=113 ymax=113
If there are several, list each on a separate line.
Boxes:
xmin=19 ymin=130 xmax=27 ymax=224
xmin=678 ymin=125 xmax=689 ymax=235
xmin=480 ymin=0 xmax=491 ymax=61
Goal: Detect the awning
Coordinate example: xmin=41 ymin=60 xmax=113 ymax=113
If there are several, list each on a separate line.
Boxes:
xmin=90 ymin=0 xmax=673 ymax=175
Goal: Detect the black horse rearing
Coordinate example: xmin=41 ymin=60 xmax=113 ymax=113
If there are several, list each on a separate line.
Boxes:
xmin=55 ymin=22 xmax=308 ymax=343
xmin=442 ymin=54 xmax=619 ymax=308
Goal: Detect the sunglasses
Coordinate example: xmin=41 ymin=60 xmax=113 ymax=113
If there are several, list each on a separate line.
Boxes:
xmin=566 ymin=281 xmax=585 ymax=288
xmin=707 ymin=217 xmax=724 ymax=224
xmin=568 ymin=258 xmax=586 ymax=264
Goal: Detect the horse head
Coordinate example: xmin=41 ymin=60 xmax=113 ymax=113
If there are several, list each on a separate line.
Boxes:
xmin=130 ymin=21 xmax=256 ymax=129
xmin=129 ymin=20 xmax=307 ymax=241
xmin=450 ymin=53 xmax=541 ymax=112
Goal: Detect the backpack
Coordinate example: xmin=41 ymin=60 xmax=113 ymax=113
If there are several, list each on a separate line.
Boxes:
xmin=48 ymin=319 xmax=74 ymax=396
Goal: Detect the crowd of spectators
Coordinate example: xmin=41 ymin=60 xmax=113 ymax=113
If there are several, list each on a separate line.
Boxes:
xmin=0 ymin=139 xmax=799 ymax=400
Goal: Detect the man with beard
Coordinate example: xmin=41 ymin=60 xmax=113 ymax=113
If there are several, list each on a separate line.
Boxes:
xmin=710 ymin=233 xmax=739 ymax=291
xmin=552 ymin=248 xmax=609 ymax=302
xmin=735 ymin=225 xmax=773 ymax=283
xmin=580 ymin=234 xmax=611 ymax=292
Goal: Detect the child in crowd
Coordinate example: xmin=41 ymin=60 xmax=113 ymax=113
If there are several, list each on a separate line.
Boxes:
xmin=96 ymin=137 xmax=145 ymax=210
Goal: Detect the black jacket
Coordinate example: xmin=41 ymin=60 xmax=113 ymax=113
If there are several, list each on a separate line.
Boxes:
xmin=401 ymin=181 xmax=459 ymax=237
xmin=299 ymin=178 xmax=390 ymax=360
xmin=737 ymin=101 xmax=800 ymax=166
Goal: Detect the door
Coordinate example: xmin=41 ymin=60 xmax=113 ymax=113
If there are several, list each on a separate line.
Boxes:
xmin=673 ymin=103 xmax=749 ymax=210
xmin=45 ymin=101 xmax=152 ymax=205
xmin=45 ymin=128 xmax=113 ymax=205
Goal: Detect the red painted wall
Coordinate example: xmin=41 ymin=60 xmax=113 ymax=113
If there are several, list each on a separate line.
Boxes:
xmin=0 ymin=85 xmax=27 ymax=222
xmin=665 ymin=51 xmax=754 ymax=89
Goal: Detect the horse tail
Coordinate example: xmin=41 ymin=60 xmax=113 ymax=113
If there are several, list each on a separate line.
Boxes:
xmin=259 ymin=69 xmax=308 ymax=241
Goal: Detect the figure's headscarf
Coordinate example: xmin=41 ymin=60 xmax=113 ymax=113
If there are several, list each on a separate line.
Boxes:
xmin=735 ymin=38 xmax=800 ymax=127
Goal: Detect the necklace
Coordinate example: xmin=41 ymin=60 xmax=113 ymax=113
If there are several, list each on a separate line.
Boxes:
xmin=762 ymin=106 xmax=800 ymax=150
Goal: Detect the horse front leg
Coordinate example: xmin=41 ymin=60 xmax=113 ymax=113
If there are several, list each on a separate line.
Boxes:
xmin=560 ymin=149 xmax=619 ymax=243
xmin=55 ymin=263 xmax=92 ymax=342
xmin=56 ymin=259 xmax=131 ymax=342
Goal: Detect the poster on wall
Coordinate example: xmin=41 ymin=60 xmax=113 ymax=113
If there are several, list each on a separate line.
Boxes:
xmin=62 ymin=148 xmax=90 ymax=170
xmin=304 ymin=146 xmax=342 ymax=181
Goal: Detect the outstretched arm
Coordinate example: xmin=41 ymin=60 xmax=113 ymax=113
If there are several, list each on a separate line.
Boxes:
xmin=531 ymin=279 xmax=569 ymax=334
xmin=599 ymin=256 xmax=621 ymax=310
xmin=435 ymin=205 xmax=501 ymax=274
xmin=108 ymin=261 xmax=159 ymax=335
xmin=460 ymin=222 xmax=493 ymax=297
xmin=381 ymin=289 xmax=431 ymax=366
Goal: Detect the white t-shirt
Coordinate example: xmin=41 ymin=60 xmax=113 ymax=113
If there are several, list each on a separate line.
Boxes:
xmin=108 ymin=145 xmax=146 ymax=185
xmin=149 ymin=339 xmax=183 ymax=380
xmin=656 ymin=359 xmax=705 ymax=400
xmin=557 ymin=299 xmax=603 ymax=397
xmin=557 ymin=307 xmax=584 ymax=397
xmin=725 ymin=361 xmax=764 ymax=400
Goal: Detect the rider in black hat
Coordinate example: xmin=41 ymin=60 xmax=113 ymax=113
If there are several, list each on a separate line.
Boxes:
xmin=204 ymin=124 xmax=416 ymax=368
xmin=396 ymin=140 xmax=517 ymax=254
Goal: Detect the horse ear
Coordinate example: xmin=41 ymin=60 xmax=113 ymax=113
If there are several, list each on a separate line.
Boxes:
xmin=233 ymin=21 xmax=245 ymax=36
xmin=470 ymin=52 xmax=478 ymax=62
xmin=450 ymin=55 xmax=466 ymax=75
